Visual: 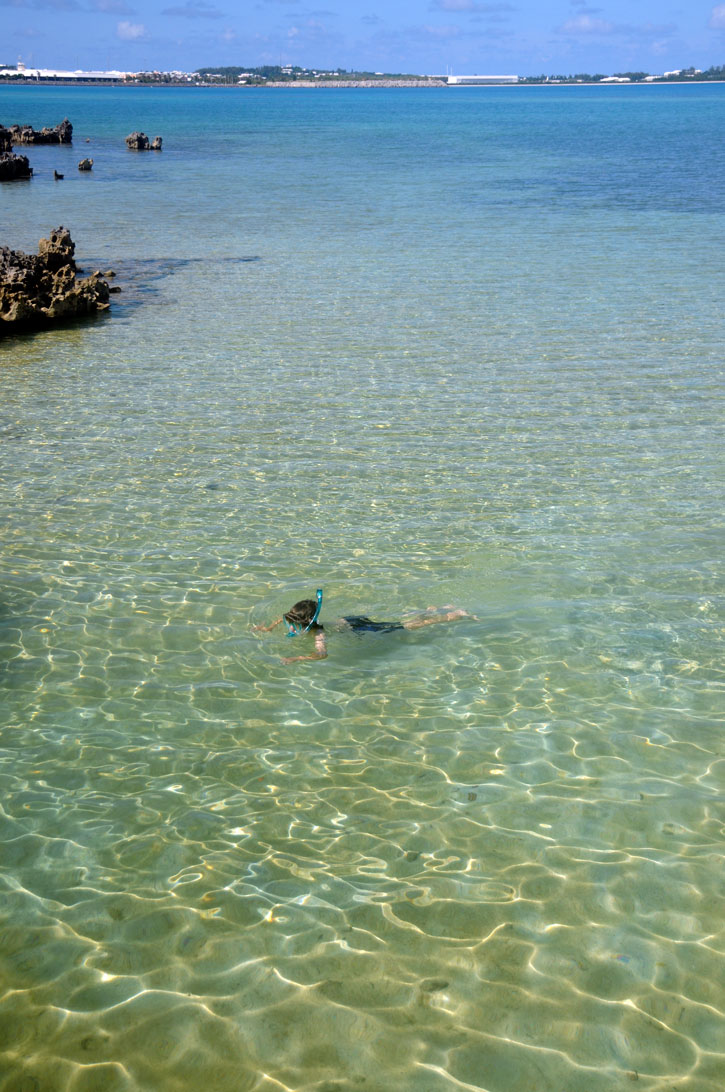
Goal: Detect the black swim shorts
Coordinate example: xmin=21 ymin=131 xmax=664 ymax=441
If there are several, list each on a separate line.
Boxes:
xmin=342 ymin=615 xmax=404 ymax=634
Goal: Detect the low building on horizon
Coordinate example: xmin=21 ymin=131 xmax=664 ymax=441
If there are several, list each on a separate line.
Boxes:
xmin=444 ymin=74 xmax=519 ymax=85
xmin=4 ymin=62 xmax=130 ymax=82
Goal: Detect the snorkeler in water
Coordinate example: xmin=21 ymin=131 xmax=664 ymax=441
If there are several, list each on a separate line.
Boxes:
xmin=253 ymin=589 xmax=473 ymax=663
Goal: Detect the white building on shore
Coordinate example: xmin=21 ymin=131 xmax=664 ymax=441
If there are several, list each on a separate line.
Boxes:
xmin=3 ymin=62 xmax=129 ymax=82
xmin=445 ymin=74 xmax=518 ymax=85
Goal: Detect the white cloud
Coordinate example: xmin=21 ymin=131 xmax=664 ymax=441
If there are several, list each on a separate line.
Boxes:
xmin=116 ymin=19 xmax=146 ymax=38
xmin=709 ymin=5 xmax=725 ymax=29
xmin=558 ymin=14 xmax=614 ymax=35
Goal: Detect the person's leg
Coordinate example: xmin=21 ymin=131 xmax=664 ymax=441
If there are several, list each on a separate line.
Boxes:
xmin=403 ymin=608 xmax=470 ymax=630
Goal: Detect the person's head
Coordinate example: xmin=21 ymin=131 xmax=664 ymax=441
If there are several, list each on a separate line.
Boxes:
xmin=284 ymin=598 xmax=323 ymax=633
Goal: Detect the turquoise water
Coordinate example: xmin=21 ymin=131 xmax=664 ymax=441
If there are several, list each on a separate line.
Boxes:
xmin=1 ymin=84 xmax=724 ymax=1091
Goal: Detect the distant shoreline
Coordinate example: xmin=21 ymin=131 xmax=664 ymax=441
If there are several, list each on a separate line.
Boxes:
xmin=1 ymin=78 xmax=724 ymax=89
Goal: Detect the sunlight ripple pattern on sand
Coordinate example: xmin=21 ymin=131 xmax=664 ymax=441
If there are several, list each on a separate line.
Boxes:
xmin=1 ymin=83 xmax=724 ymax=1091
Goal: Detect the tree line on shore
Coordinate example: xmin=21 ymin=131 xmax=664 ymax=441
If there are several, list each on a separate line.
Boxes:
xmin=192 ymin=63 xmax=725 ymax=85
xmin=519 ymin=65 xmax=725 ymax=84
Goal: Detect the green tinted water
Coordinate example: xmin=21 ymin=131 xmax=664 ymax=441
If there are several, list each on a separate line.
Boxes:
xmin=1 ymin=85 xmax=724 ymax=1091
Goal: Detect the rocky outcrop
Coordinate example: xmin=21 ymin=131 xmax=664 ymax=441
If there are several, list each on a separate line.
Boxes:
xmin=125 ymin=131 xmax=149 ymax=149
xmin=0 ymin=126 xmax=32 ymax=178
xmin=0 ymin=151 xmax=32 ymax=181
xmin=125 ymin=131 xmax=162 ymax=150
xmin=1 ymin=227 xmax=111 ymax=334
xmin=9 ymin=118 xmax=73 ymax=144
xmin=78 ymin=158 xmax=93 ymax=171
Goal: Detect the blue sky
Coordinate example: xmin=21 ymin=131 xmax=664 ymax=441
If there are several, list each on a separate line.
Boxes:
xmin=3 ymin=0 xmax=725 ymax=76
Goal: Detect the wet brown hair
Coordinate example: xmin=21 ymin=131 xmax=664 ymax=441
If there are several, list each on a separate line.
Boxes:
xmin=284 ymin=599 xmax=323 ymax=631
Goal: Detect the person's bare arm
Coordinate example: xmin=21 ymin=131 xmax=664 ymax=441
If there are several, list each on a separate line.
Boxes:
xmin=282 ymin=630 xmax=328 ymax=664
xmin=252 ymin=617 xmax=283 ymax=633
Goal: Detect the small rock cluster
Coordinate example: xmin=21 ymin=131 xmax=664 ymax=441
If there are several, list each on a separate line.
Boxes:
xmin=1 ymin=119 xmax=165 ymax=181
xmin=0 ymin=119 xmax=72 ymax=181
xmin=0 ymin=227 xmax=113 ymax=334
xmin=125 ymin=132 xmax=162 ymax=150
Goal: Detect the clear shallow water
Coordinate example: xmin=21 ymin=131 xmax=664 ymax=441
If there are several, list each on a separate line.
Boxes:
xmin=1 ymin=85 xmax=724 ymax=1091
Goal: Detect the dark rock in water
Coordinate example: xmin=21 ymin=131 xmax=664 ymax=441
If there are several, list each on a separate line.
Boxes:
xmin=125 ymin=131 xmax=150 ymax=150
xmin=9 ymin=118 xmax=73 ymax=145
xmin=0 ymin=152 xmax=32 ymax=181
xmin=0 ymin=127 xmax=32 ymax=179
xmin=125 ymin=132 xmax=163 ymax=151
xmin=54 ymin=169 xmax=64 ymax=180
xmin=0 ymin=227 xmax=111 ymax=334
xmin=78 ymin=158 xmax=93 ymax=171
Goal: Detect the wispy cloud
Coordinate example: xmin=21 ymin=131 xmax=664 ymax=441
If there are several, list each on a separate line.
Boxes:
xmin=285 ymin=16 xmax=341 ymax=47
xmin=2 ymin=0 xmax=138 ymax=8
xmin=555 ymin=13 xmax=678 ymax=56
xmin=429 ymin=0 xmax=514 ymax=11
xmin=162 ymin=1 xmax=224 ymax=17
xmin=91 ymin=0 xmax=136 ymax=12
xmin=558 ymin=14 xmax=615 ymax=36
xmin=709 ymin=5 xmax=725 ymax=29
xmin=569 ymin=0 xmax=602 ymax=12
xmin=116 ymin=18 xmax=146 ymax=38
xmin=0 ymin=0 xmax=82 ymax=9
xmin=408 ymin=23 xmax=462 ymax=40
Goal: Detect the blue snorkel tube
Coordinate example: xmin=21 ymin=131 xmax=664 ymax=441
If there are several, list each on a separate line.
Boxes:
xmin=286 ymin=588 xmax=323 ymax=637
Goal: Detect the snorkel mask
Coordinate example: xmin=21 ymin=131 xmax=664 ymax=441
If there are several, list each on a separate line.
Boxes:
xmin=286 ymin=589 xmax=323 ymax=637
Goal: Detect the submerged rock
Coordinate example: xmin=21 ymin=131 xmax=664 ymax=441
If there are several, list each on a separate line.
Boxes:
xmin=0 ymin=227 xmax=111 ymax=334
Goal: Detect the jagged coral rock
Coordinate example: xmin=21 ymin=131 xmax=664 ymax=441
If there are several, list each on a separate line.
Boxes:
xmin=9 ymin=118 xmax=73 ymax=145
xmin=1 ymin=227 xmax=110 ymax=334
xmin=125 ymin=131 xmax=150 ymax=150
